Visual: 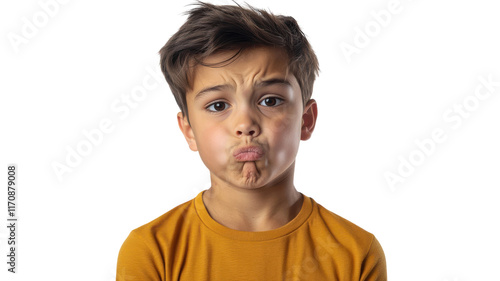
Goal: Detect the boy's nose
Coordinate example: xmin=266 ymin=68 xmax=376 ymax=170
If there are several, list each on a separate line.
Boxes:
xmin=236 ymin=126 xmax=259 ymax=137
xmin=234 ymin=109 xmax=260 ymax=138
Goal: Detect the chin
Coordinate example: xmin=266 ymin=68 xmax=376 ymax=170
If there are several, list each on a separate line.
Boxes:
xmin=240 ymin=178 xmax=264 ymax=189
xmin=236 ymin=175 xmax=269 ymax=190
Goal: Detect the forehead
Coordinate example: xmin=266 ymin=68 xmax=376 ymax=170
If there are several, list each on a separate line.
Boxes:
xmin=187 ymin=46 xmax=295 ymax=96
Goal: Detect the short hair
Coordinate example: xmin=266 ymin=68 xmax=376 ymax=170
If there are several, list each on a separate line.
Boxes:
xmin=159 ymin=1 xmax=319 ymax=119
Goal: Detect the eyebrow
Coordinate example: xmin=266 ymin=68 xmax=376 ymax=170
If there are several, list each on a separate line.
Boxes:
xmin=194 ymin=84 xmax=231 ymax=101
xmin=194 ymin=78 xmax=292 ymax=101
xmin=256 ymin=78 xmax=292 ymax=88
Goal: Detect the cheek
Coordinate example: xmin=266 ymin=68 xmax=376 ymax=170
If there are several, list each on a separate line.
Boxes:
xmin=269 ymin=112 xmax=301 ymax=135
xmin=196 ymin=126 xmax=228 ymax=167
xmin=268 ymin=115 xmax=301 ymax=161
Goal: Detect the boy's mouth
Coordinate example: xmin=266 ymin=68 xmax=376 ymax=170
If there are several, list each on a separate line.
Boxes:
xmin=233 ymin=146 xmax=264 ymax=162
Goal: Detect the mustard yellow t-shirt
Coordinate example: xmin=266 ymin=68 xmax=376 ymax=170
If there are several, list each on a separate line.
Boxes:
xmin=117 ymin=191 xmax=387 ymax=281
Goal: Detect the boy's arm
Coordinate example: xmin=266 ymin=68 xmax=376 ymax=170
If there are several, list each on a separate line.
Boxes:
xmin=360 ymin=236 xmax=387 ymax=281
xmin=116 ymin=231 xmax=164 ymax=281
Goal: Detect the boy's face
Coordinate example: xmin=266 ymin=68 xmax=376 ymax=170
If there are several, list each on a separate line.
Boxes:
xmin=178 ymin=46 xmax=317 ymax=190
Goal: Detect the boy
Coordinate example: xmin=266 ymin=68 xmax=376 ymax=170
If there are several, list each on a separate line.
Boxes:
xmin=117 ymin=2 xmax=387 ymax=280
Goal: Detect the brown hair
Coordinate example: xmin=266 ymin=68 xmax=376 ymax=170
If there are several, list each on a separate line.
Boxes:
xmin=159 ymin=1 xmax=319 ymax=119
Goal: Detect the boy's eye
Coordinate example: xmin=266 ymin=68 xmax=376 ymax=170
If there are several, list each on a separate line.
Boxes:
xmin=206 ymin=102 xmax=229 ymax=112
xmin=259 ymin=97 xmax=283 ymax=107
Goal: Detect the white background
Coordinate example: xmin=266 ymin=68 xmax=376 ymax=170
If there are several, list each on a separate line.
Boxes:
xmin=1 ymin=0 xmax=499 ymax=280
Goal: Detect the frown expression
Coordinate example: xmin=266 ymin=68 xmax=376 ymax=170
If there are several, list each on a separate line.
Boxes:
xmin=178 ymin=46 xmax=316 ymax=190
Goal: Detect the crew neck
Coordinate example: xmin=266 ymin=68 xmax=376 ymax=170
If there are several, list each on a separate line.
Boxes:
xmin=194 ymin=190 xmax=314 ymax=241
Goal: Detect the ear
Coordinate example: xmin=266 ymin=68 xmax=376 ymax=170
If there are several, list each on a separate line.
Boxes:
xmin=301 ymin=99 xmax=318 ymax=141
xmin=177 ymin=112 xmax=198 ymax=151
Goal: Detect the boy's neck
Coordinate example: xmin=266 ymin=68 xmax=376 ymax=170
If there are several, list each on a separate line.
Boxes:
xmin=202 ymin=170 xmax=303 ymax=232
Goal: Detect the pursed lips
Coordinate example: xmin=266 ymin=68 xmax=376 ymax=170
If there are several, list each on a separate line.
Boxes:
xmin=233 ymin=146 xmax=264 ymax=161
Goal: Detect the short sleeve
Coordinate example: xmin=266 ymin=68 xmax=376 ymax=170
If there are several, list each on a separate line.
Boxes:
xmin=360 ymin=236 xmax=387 ymax=281
xmin=116 ymin=231 xmax=164 ymax=281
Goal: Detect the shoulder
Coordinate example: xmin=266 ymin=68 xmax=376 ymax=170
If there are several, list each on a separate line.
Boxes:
xmin=313 ymin=199 xmax=373 ymax=236
xmin=119 ymin=195 xmax=198 ymax=258
xmin=116 ymin=197 xmax=197 ymax=280
xmin=309 ymin=197 xmax=381 ymax=255
xmin=308 ymin=198 xmax=387 ymax=279
xmin=130 ymin=196 xmax=196 ymax=242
